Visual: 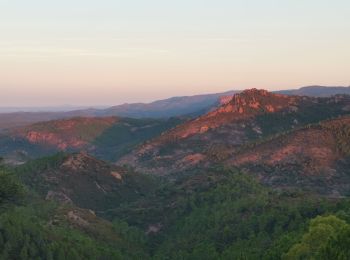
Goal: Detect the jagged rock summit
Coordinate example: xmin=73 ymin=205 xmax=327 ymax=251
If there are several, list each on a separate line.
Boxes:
xmin=209 ymin=88 xmax=297 ymax=116
xmin=118 ymin=88 xmax=350 ymax=176
xmin=157 ymin=88 xmax=299 ymax=139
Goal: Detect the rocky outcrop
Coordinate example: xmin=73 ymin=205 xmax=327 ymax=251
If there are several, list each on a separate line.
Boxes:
xmin=15 ymin=117 xmax=119 ymax=151
xmin=21 ymin=152 xmax=155 ymax=212
xmin=207 ymin=89 xmax=297 ymax=117
xmin=26 ymin=131 xmax=85 ymax=150
xmin=166 ymin=89 xmax=299 ymax=139
xmin=46 ymin=191 xmax=73 ymax=204
xmin=61 ymin=152 xmax=102 ymax=171
xmin=117 ymin=90 xmax=350 ymax=177
xmin=227 ymin=116 xmax=350 ymax=195
xmin=129 ymin=89 xmax=300 ymax=148
xmin=118 ymin=89 xmax=301 ymax=173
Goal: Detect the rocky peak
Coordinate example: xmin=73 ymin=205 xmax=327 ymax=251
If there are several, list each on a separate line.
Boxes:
xmin=218 ymin=95 xmax=234 ymax=105
xmin=60 ymin=152 xmax=126 ymax=181
xmin=208 ymin=88 xmax=296 ymax=117
xmin=61 ymin=152 xmax=105 ymax=171
xmin=14 ymin=117 xmax=119 ymax=150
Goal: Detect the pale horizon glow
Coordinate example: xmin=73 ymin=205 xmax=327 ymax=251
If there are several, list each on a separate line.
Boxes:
xmin=0 ymin=0 xmax=349 ymax=106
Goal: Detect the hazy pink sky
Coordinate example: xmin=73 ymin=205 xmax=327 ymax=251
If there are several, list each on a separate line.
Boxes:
xmin=0 ymin=0 xmax=349 ymax=106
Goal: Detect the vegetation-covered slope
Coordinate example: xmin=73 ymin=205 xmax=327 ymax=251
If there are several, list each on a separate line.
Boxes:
xmin=2 ymin=88 xmax=350 ymax=259
xmin=151 ymin=170 xmax=350 ymax=259
xmin=2 ymin=153 xmax=350 ymax=259
xmin=0 ymin=116 xmax=183 ymax=163
xmin=0 ymin=167 xmax=149 ymax=259
xmin=15 ymin=152 xmax=161 ymax=214
xmin=227 ymin=116 xmax=350 ymax=196
xmin=119 ymin=89 xmax=350 ymax=175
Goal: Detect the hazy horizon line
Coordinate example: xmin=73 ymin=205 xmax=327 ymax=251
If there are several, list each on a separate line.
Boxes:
xmin=0 ymin=85 xmax=349 ymax=112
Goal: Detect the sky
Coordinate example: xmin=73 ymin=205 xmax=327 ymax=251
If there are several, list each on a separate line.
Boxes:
xmin=0 ymin=0 xmax=349 ymax=106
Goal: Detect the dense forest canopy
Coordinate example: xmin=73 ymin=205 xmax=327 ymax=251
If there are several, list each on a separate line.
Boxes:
xmin=1 ymin=161 xmax=350 ymax=259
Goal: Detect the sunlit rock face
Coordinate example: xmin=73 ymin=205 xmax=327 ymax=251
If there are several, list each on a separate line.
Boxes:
xmin=117 ymin=89 xmax=350 ymax=178
xmin=207 ymin=89 xmax=296 ymax=118
xmin=158 ymin=89 xmax=299 ymax=139
xmin=118 ymin=89 xmax=303 ymax=174
xmin=15 ymin=117 xmax=119 ymax=150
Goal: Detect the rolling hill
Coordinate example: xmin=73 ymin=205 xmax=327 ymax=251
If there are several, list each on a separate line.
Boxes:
xmin=118 ymin=89 xmax=350 ymax=177
xmin=16 ymin=152 xmax=161 ymax=213
xmin=228 ymin=116 xmax=350 ymax=196
xmin=0 ymin=116 xmax=183 ymax=163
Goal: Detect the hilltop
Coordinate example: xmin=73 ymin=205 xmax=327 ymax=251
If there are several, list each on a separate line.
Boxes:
xmin=17 ymin=152 xmax=160 ymax=213
xmin=118 ymin=89 xmax=350 ymax=176
xmin=0 ymin=116 xmax=183 ymax=162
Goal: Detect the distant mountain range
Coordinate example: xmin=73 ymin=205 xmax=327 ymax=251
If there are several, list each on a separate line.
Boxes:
xmin=277 ymin=85 xmax=350 ymax=97
xmin=95 ymin=90 xmax=239 ymax=118
xmin=0 ymin=105 xmax=108 ymax=113
xmin=0 ymin=90 xmax=237 ymax=130
xmin=0 ymin=86 xmax=349 ymax=130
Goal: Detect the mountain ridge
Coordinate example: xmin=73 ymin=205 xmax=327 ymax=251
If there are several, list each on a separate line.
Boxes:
xmin=3 ymin=88 xmax=350 ymax=259
xmin=118 ymin=89 xmax=350 ymax=176
xmin=277 ymin=85 xmax=350 ymax=97
xmin=0 ymin=116 xmax=183 ymax=162
xmin=1 ymin=86 xmax=349 ymax=130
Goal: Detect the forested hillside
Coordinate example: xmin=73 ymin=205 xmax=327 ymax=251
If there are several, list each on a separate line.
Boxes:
xmin=1 ymin=90 xmax=350 ymax=259
xmin=0 ymin=117 xmax=183 ymax=163
xmin=1 ymin=162 xmax=350 ymax=259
